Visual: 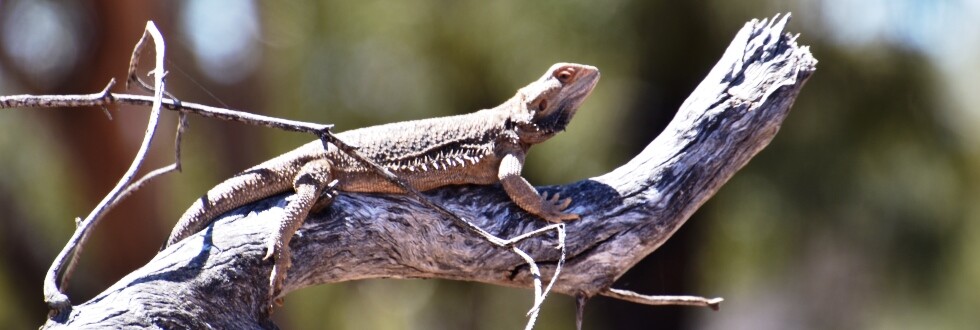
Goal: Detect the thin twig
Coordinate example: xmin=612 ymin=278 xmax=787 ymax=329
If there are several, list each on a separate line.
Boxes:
xmin=127 ymin=40 xmax=185 ymax=110
xmin=512 ymin=247 xmax=543 ymax=330
xmin=575 ymin=294 xmax=588 ymax=330
xmin=42 ymin=21 xmax=168 ymax=317
xmin=598 ymin=288 xmax=724 ymax=311
xmin=117 ymin=163 xmax=176 ymax=202
xmin=1 ymin=90 xmax=335 ymax=134
xmin=116 ymin=42 xmax=192 ymax=202
xmin=528 ymin=223 xmax=565 ymax=315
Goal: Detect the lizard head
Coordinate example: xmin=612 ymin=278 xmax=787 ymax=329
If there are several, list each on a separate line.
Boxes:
xmin=513 ymin=63 xmax=600 ymax=141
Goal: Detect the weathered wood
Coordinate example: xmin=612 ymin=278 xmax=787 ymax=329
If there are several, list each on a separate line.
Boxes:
xmin=43 ymin=14 xmax=816 ymax=329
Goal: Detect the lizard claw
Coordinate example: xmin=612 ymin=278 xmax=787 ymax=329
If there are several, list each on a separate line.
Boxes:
xmin=262 ymin=236 xmax=287 ymax=315
xmin=263 ymin=240 xmax=276 ymax=260
xmin=266 ymin=246 xmax=292 ymax=315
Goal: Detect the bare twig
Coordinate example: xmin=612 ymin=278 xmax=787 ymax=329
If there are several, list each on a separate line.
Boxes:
xmin=115 ymin=111 xmax=185 ymax=201
xmin=575 ymin=294 xmax=588 ymax=330
xmin=116 ymin=32 xmax=192 ymax=202
xmin=43 ymin=21 xmax=169 ymax=317
xmin=529 ymin=223 xmax=565 ymax=314
xmin=599 ymin=288 xmax=724 ymax=311
xmin=0 ymin=89 xmax=334 ymax=133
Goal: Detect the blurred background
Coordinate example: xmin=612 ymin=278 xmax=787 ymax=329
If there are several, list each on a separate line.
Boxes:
xmin=0 ymin=0 xmax=978 ymax=329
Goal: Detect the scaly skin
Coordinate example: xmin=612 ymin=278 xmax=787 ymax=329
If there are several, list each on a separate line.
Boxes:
xmin=165 ymin=63 xmax=600 ymax=312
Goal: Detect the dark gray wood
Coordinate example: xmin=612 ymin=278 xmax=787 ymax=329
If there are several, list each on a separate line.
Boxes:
xmin=42 ymin=14 xmax=816 ymax=329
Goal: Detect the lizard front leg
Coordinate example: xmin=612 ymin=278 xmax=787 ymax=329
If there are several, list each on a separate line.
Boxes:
xmin=498 ymin=151 xmax=579 ymax=223
xmin=265 ymin=158 xmax=334 ymax=312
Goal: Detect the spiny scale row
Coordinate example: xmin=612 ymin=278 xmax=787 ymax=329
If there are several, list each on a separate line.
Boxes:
xmin=389 ymin=151 xmax=487 ymax=173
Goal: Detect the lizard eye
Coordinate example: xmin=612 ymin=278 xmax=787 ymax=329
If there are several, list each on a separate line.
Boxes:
xmin=554 ymin=67 xmax=576 ymax=83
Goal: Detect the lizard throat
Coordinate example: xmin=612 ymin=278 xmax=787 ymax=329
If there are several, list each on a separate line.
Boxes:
xmin=534 ymin=100 xmax=576 ymax=133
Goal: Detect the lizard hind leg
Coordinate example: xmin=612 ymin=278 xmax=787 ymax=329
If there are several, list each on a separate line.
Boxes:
xmin=310 ymin=179 xmax=340 ymax=213
xmin=264 ymin=158 xmax=334 ymax=311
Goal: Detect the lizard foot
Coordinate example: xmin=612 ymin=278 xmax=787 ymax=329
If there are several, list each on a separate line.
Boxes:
xmin=538 ymin=192 xmax=579 ymax=223
xmin=265 ymin=244 xmax=292 ymax=314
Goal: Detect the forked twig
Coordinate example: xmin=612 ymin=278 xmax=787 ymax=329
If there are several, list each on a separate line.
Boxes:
xmin=42 ymin=21 xmax=168 ymax=318
xmin=116 ymin=112 xmax=186 ymax=201
xmin=116 ymin=32 xmax=192 ymax=202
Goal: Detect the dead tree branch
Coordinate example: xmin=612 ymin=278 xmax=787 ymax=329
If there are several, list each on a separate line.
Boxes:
xmin=36 ymin=14 xmax=815 ymax=329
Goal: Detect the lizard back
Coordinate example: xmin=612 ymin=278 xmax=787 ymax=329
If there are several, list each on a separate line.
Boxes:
xmin=324 ymin=108 xmax=517 ymax=193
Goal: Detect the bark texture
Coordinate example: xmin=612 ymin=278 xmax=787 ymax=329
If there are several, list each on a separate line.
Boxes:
xmin=43 ymin=14 xmax=816 ymax=329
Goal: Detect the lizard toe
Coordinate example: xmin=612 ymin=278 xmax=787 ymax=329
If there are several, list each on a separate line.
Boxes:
xmin=561 ymin=212 xmax=581 ymax=221
xmin=559 ymin=197 xmax=573 ymax=209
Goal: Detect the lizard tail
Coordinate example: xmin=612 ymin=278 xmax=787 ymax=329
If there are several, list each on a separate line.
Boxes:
xmin=165 ymin=168 xmax=293 ymax=248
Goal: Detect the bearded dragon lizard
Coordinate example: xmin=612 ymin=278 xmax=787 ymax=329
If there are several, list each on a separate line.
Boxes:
xmin=165 ymin=62 xmax=600 ymax=310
